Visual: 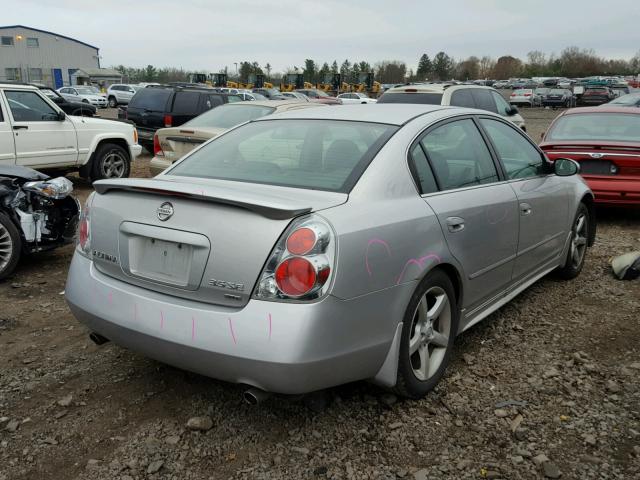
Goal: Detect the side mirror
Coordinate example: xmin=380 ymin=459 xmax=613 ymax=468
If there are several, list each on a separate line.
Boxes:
xmin=52 ymin=96 xmax=63 ymax=104
xmin=57 ymin=111 xmax=66 ymax=121
xmin=554 ymin=158 xmax=580 ymax=176
xmin=507 ymin=105 xmax=519 ymax=115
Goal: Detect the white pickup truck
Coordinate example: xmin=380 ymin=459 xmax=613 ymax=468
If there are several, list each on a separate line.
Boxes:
xmin=0 ymin=83 xmax=141 ymax=181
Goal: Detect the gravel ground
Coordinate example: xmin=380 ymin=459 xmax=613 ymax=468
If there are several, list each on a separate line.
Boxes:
xmin=1 ymin=106 xmax=639 ymax=480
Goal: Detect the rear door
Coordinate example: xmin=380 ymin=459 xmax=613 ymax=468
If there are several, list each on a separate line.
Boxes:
xmin=0 ymin=94 xmax=16 ymax=166
xmin=3 ymin=89 xmax=77 ymax=167
xmin=126 ymin=88 xmax=173 ymax=142
xmin=414 ymin=117 xmax=520 ymax=311
xmin=479 ymin=117 xmax=570 ymax=281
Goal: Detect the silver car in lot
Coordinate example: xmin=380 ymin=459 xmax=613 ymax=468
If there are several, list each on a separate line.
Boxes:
xmin=65 ymin=105 xmax=595 ymax=399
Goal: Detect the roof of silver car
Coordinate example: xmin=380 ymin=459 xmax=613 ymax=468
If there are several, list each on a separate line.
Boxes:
xmin=258 ymin=104 xmax=457 ymax=126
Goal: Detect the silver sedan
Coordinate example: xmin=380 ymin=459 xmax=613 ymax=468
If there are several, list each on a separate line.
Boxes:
xmin=65 ymin=105 xmax=595 ymax=399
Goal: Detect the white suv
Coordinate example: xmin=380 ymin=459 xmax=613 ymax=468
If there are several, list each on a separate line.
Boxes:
xmin=378 ymin=84 xmax=527 ymax=131
xmin=0 ymin=83 xmax=142 ymax=181
xmin=106 ymin=84 xmax=142 ymax=108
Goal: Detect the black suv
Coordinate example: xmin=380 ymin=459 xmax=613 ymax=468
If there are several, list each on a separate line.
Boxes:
xmin=124 ymin=85 xmax=242 ymax=150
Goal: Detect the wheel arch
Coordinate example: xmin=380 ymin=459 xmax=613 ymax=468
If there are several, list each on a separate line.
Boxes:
xmin=422 ymin=262 xmax=464 ymax=310
xmin=79 ymin=137 xmax=131 ymax=178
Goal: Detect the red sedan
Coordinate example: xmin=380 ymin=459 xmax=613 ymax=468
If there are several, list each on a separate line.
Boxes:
xmin=540 ymin=107 xmax=640 ymax=206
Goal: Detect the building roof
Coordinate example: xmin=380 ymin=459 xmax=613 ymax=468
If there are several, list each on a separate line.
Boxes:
xmin=0 ymin=25 xmax=99 ymax=51
xmin=73 ymin=68 xmax=122 ymax=77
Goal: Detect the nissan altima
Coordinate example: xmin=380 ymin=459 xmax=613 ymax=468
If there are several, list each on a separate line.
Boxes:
xmin=65 ymin=105 xmax=595 ymax=399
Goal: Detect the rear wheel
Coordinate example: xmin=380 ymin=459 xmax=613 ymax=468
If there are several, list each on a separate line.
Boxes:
xmin=108 ymin=96 xmax=117 ymax=108
xmin=0 ymin=212 xmax=21 ymax=281
xmin=394 ymin=270 xmax=459 ymax=398
xmin=556 ymin=203 xmax=589 ymax=279
xmin=90 ymin=143 xmax=131 ymax=181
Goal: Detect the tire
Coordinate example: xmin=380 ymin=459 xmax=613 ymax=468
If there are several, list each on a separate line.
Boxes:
xmin=394 ymin=270 xmax=459 ymax=399
xmin=90 ymin=143 xmax=131 ymax=181
xmin=108 ymin=96 xmax=117 ymax=108
xmin=0 ymin=212 xmax=21 ymax=281
xmin=556 ymin=203 xmax=589 ymax=280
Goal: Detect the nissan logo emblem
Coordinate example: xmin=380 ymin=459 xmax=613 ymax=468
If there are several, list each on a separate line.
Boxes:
xmin=157 ymin=202 xmax=174 ymax=221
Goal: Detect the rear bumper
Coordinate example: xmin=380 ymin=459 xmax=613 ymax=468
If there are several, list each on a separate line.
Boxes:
xmin=148 ymin=155 xmax=173 ymax=176
xmin=65 ymin=253 xmax=407 ymax=394
xmin=584 ymin=176 xmax=640 ymax=205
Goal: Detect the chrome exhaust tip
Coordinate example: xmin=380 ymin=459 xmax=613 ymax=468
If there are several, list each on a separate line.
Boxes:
xmin=89 ymin=332 xmax=110 ymax=346
xmin=243 ymin=387 xmax=271 ymax=405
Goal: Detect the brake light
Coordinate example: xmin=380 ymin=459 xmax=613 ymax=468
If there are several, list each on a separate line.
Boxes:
xmin=524 ymin=93 xmax=532 ymax=97
xmin=77 ymin=193 xmax=94 ymax=258
xmin=254 ymin=216 xmax=334 ymax=301
xmin=287 ymin=227 xmax=316 ymax=255
xmin=163 ymin=114 xmax=173 ymax=127
xmin=153 ymin=133 xmax=163 ymax=156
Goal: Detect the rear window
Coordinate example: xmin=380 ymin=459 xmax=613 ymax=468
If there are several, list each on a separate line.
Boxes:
xmin=129 ymin=88 xmax=172 ymax=111
xmin=185 ymin=104 xmax=275 ymax=129
xmin=167 ymin=119 xmax=398 ymax=192
xmin=378 ymin=92 xmax=443 ymax=105
xmin=513 ymin=89 xmax=532 ymax=95
xmin=547 ymin=113 xmax=640 ymax=142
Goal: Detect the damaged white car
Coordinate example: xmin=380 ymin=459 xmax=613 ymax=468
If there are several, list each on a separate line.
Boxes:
xmin=0 ymin=166 xmax=79 ymax=279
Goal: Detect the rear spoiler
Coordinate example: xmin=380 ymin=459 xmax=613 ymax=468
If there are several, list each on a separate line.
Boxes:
xmin=93 ymin=178 xmax=312 ymax=220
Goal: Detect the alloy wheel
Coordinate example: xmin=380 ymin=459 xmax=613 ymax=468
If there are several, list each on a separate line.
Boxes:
xmin=100 ymin=150 xmax=127 ymax=178
xmin=409 ymin=286 xmax=451 ymax=381
xmin=570 ymin=213 xmax=588 ymax=269
xmin=0 ymin=222 xmax=14 ymax=272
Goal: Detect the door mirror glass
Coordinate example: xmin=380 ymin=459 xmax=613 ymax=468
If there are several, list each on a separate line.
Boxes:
xmin=554 ymin=158 xmax=579 ymax=176
xmin=52 ymin=96 xmax=63 ymax=104
xmin=508 ymin=105 xmax=519 ymax=115
xmin=57 ymin=111 xmax=66 ymax=121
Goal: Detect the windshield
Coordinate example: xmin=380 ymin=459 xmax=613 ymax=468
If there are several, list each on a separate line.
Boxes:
xmin=549 ymin=89 xmax=566 ymax=95
xmin=513 ymin=89 xmax=532 ymax=95
xmin=168 ymin=119 xmax=398 ymax=192
xmin=184 ymin=104 xmax=275 ymax=129
xmin=547 ymin=113 xmax=640 ymax=142
xmin=75 ymin=87 xmax=95 ymax=95
xmin=610 ymin=94 xmax=640 ymax=105
xmin=377 ymin=92 xmax=443 ymax=105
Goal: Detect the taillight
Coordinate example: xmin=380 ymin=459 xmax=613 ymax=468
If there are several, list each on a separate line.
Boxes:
xmin=163 ymin=114 xmax=173 ymax=127
xmin=77 ymin=193 xmax=94 ymax=258
xmin=254 ymin=215 xmax=335 ymax=301
xmin=153 ymin=133 xmax=163 ymax=156
xmin=524 ymin=93 xmax=532 ymax=97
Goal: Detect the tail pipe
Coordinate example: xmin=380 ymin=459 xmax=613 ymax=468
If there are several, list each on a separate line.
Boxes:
xmin=243 ymin=387 xmax=271 ymax=405
xmin=89 ymin=332 xmax=110 ymax=346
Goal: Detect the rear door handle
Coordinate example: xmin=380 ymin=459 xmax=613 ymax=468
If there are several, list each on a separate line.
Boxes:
xmin=12 ymin=125 xmax=28 ymax=130
xmin=446 ymin=216 xmax=465 ymax=233
xmin=520 ymin=203 xmax=532 ymax=216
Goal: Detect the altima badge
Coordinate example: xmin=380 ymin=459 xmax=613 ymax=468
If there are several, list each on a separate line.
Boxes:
xmin=157 ymin=202 xmax=174 ymax=221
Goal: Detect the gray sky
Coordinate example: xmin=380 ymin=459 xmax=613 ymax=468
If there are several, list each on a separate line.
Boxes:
xmin=5 ymin=0 xmax=639 ymax=72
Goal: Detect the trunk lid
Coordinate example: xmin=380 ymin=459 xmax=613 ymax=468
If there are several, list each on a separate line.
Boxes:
xmin=542 ymin=143 xmax=640 ymax=177
xmin=89 ymin=177 xmax=347 ymax=307
xmin=156 ymin=126 xmax=225 ymax=162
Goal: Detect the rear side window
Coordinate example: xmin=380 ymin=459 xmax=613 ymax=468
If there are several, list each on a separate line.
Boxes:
xmin=378 ymin=93 xmax=443 ymax=105
xmin=129 ymin=88 xmax=172 ymax=111
xmin=168 ymin=119 xmax=398 ymax=193
xmin=471 ymin=90 xmax=498 ymax=113
xmin=409 ymin=143 xmax=438 ymax=194
xmin=450 ymin=89 xmax=475 ymax=108
xmin=420 ymin=119 xmax=499 ymax=191
xmin=202 ymin=94 xmax=224 ymax=110
xmin=172 ymin=91 xmax=201 ymax=114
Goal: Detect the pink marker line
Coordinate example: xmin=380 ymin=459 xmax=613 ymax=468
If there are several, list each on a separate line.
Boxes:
xmin=228 ymin=317 xmax=237 ymax=345
xmin=134 ymin=303 xmax=138 ymax=321
xmin=108 ymin=292 xmax=113 ymax=305
xmin=191 ymin=316 xmax=196 ymax=341
xmin=268 ymin=313 xmax=272 ymax=341
xmin=396 ymin=254 xmax=442 ymax=285
xmin=160 ymin=310 xmax=165 ymax=329
xmin=365 ymin=238 xmax=392 ymax=276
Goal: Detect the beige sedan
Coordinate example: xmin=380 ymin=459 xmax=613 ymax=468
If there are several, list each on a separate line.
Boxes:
xmin=149 ymin=100 xmax=325 ymax=175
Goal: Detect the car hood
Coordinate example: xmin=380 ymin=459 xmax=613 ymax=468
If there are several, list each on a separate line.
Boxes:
xmin=67 ymin=115 xmax=134 ymax=134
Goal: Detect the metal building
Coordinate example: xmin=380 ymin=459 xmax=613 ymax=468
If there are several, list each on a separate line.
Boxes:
xmin=0 ymin=25 xmax=105 ymax=88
